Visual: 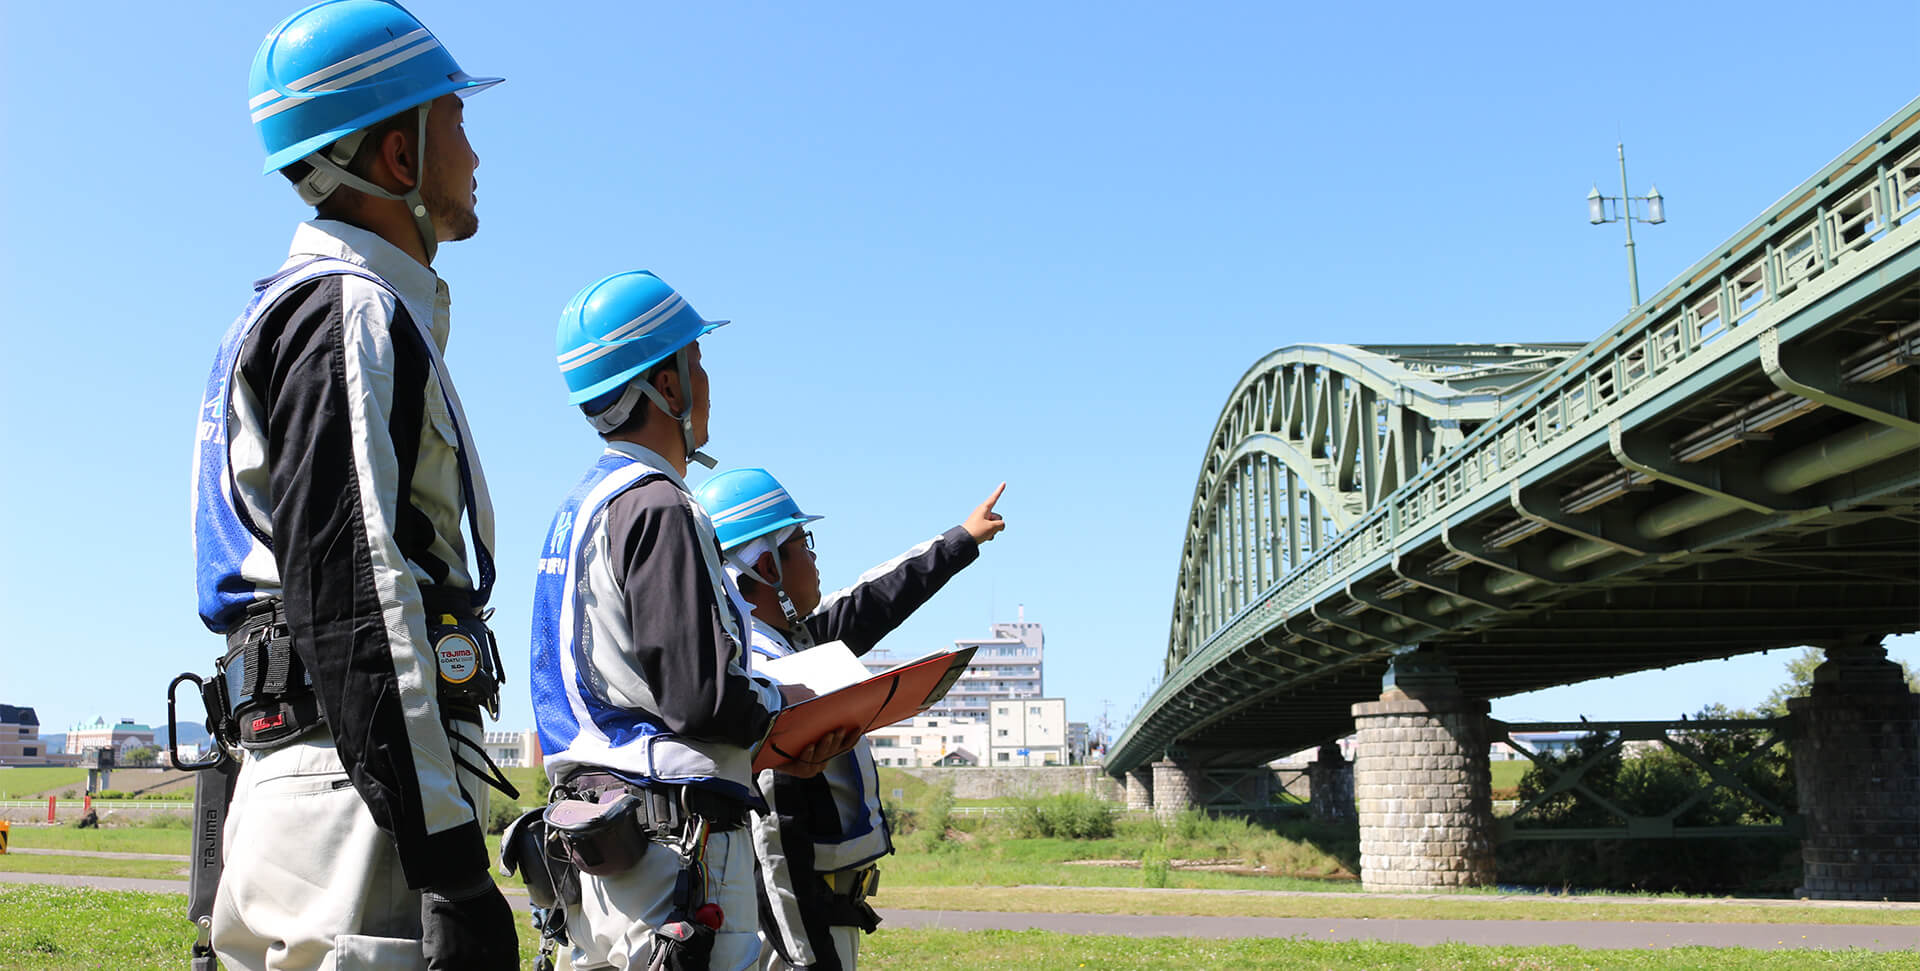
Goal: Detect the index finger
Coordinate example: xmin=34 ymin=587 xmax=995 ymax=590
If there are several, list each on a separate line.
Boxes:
xmin=979 ymin=482 xmax=1007 ymax=511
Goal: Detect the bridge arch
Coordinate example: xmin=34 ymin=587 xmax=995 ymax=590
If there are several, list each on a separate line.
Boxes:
xmin=1167 ymin=344 xmax=1578 ymax=670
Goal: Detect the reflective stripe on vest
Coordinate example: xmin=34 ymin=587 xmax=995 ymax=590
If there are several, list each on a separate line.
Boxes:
xmin=748 ymin=622 xmax=890 ymax=871
xmin=191 ymin=257 xmax=495 ymax=631
xmin=531 ymin=448 xmax=760 ymax=799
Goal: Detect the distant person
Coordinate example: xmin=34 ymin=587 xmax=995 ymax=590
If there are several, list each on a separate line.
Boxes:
xmin=529 ymin=272 xmax=845 ymax=970
xmin=188 ymin=2 xmax=514 ymax=968
xmin=77 ymin=809 xmax=99 ymax=830
xmin=693 ymin=468 xmax=1005 ymax=971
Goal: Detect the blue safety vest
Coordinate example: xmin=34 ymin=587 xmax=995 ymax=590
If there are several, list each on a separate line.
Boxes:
xmin=530 ymin=447 xmax=762 ymax=801
xmin=190 ymin=257 xmax=494 ymax=632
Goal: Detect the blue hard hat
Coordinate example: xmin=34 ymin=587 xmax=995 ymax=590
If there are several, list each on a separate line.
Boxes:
xmin=250 ymin=0 xmax=501 ymax=174
xmin=556 ymin=271 xmax=728 ymax=407
xmin=695 ymin=469 xmax=823 ymax=553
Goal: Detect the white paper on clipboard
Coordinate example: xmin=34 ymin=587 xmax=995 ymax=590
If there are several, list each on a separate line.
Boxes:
xmin=754 ymin=640 xmax=870 ymax=693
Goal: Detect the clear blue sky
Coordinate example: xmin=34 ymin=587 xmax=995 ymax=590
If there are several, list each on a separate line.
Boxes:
xmin=1 ymin=2 xmax=1913 ymax=742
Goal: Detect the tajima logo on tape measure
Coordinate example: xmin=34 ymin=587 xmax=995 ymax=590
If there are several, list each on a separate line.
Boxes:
xmin=438 ymin=633 xmax=480 ymax=683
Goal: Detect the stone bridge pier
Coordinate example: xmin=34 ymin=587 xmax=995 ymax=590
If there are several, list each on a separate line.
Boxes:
xmin=1789 ymin=638 xmax=1920 ymax=901
xmin=1351 ymin=647 xmax=1494 ymax=891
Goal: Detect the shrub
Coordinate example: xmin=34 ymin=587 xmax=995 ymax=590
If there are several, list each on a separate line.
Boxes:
xmin=139 ymin=813 xmax=191 ymax=829
xmin=1498 ymin=725 xmax=1799 ymax=893
xmin=1007 ymin=793 xmax=1117 ymax=840
xmin=882 ymin=803 xmax=919 ymax=836
xmin=486 ymin=798 xmax=523 ymax=835
xmin=1139 ymin=847 xmax=1171 ymax=888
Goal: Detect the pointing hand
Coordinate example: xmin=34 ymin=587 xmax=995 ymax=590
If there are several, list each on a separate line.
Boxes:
xmin=964 ymin=483 xmax=1008 ymax=544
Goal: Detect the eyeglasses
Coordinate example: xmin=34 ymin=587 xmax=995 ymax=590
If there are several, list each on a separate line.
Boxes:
xmin=783 ymin=529 xmax=815 ymax=552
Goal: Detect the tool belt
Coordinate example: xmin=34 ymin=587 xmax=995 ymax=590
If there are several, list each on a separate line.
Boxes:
xmin=218 ymin=589 xmax=501 ymax=749
xmin=823 ymin=865 xmax=882 ymax=932
xmin=543 ymin=772 xmax=750 ymax=877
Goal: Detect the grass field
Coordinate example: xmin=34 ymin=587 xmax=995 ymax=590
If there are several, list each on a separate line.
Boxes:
xmin=0 ymin=767 xmax=87 ymax=800
xmin=1490 ymin=758 xmax=1530 ymax=797
xmin=7 ymin=817 xmax=1913 ymax=929
xmin=0 ymin=886 xmax=1912 ymax=971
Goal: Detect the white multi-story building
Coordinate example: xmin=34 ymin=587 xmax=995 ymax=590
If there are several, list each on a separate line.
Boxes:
xmin=865 ymin=715 xmax=987 ymax=768
xmin=860 ymin=612 xmax=1046 ymax=725
xmin=932 ymin=615 xmax=1044 ymax=721
xmin=987 ymin=697 xmax=1068 ymax=766
xmin=483 ymin=730 xmax=542 ymax=769
xmin=66 ymin=717 xmax=156 ymax=760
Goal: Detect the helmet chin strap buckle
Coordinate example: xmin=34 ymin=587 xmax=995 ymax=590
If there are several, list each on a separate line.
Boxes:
xmin=690 ymin=450 xmax=718 ymax=469
xmin=294 ymin=105 xmax=437 ymax=263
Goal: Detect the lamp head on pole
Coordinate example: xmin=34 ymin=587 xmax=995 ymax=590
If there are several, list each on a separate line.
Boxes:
xmin=1587 ymin=186 xmax=1607 ymax=225
xmin=1645 ymin=184 xmax=1665 ymax=224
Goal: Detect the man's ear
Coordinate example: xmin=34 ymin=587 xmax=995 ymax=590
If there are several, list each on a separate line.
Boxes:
xmin=754 ymin=551 xmax=779 ymax=583
xmin=652 ymin=367 xmax=683 ymax=415
xmin=375 ymin=127 xmax=419 ymax=192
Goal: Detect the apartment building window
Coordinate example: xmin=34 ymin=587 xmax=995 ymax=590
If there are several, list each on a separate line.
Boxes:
xmin=997 ymin=729 xmax=1009 ymax=737
xmin=910 ymin=736 xmax=922 ymax=745
xmin=997 ymin=752 xmax=1010 ymax=762
xmin=1029 ymin=706 xmax=1041 ymax=714
xmin=23 ymin=746 xmax=36 ymax=757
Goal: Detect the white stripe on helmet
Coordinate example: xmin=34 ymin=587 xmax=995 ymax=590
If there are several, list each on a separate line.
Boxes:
xmin=251 ymin=36 xmax=443 ymax=123
xmin=555 ymin=295 xmax=689 ymax=372
xmin=251 ymin=28 xmax=432 ymax=109
xmin=711 ymin=488 xmax=792 ymax=524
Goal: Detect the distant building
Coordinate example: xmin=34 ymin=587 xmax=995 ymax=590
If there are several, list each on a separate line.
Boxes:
xmin=987 ymin=697 xmax=1068 ymax=766
xmin=859 ymin=612 xmax=1047 ymax=725
xmin=0 ymin=705 xmax=43 ymax=766
xmin=66 ymin=717 xmax=155 ymax=760
xmin=1067 ymin=721 xmax=1091 ymax=764
xmin=865 ymin=715 xmax=987 ymax=768
xmin=483 ymin=730 xmax=542 ymax=770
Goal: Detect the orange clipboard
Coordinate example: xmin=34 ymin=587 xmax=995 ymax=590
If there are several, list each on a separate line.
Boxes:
xmin=753 ymin=645 xmax=977 ymax=773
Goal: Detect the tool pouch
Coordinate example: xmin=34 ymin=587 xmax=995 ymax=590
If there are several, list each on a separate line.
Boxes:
xmin=500 ymin=807 xmax=581 ymax=909
xmin=544 ymin=794 xmax=651 ymax=876
xmin=645 ymin=917 xmax=715 ymax=971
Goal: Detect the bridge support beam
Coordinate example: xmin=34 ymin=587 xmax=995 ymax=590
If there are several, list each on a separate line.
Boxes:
xmin=1151 ymin=760 xmax=1198 ymax=821
xmin=1352 ymin=649 xmax=1494 ymax=891
xmin=1307 ymin=741 xmax=1355 ymax=823
xmin=1124 ymin=768 xmax=1153 ymax=812
xmin=1788 ymin=639 xmax=1920 ymax=901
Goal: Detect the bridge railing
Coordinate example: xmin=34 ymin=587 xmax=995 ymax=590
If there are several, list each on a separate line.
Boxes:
xmin=1125 ymin=97 xmax=1920 ymax=761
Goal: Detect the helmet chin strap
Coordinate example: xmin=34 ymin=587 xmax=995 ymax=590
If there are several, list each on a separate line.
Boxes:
xmin=296 ymin=104 xmax=439 ymax=263
xmin=589 ymin=347 xmax=714 ymax=468
xmin=727 ymin=534 xmax=815 ymax=650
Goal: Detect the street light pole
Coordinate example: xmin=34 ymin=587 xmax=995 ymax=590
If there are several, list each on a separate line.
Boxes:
xmin=1587 ymin=142 xmax=1666 ymax=309
xmin=1618 ymin=143 xmax=1639 ymax=306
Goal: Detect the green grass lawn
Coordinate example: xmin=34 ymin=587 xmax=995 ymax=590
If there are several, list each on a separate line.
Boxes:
xmin=3 ymin=820 xmax=195 ymax=855
xmin=1 ymin=886 xmax=1912 ymax=971
xmin=0 ymin=767 xmax=87 ymax=800
xmin=1490 ymin=759 xmax=1531 ymax=797
xmin=7 ymin=794 xmax=1914 ymax=932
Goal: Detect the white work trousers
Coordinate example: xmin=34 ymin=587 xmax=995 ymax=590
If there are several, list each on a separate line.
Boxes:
xmin=760 ymin=925 xmax=859 ymax=971
xmin=567 ymin=827 xmax=761 ymax=970
xmin=210 ymin=723 xmax=486 ymax=971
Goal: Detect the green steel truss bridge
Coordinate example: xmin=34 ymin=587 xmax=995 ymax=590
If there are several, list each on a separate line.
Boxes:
xmin=1109 ymin=99 xmax=1920 ymax=776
